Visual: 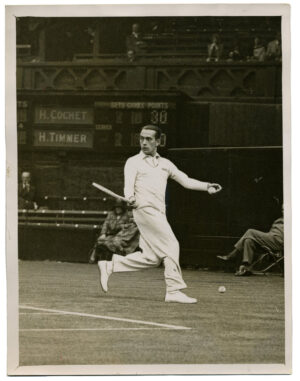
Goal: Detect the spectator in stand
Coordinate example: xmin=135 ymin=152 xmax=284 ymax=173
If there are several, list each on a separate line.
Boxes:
xmin=227 ymin=37 xmax=242 ymax=62
xmin=89 ymin=199 xmax=139 ymax=264
xmin=248 ymin=36 xmax=266 ymax=62
xmin=206 ymin=33 xmax=223 ymax=62
xmin=127 ymin=49 xmax=136 ymax=63
xmin=18 ymin=171 xmax=38 ymax=210
xmin=126 ymin=23 xmax=145 ymax=56
xmin=266 ymin=32 xmax=281 ymax=61
xmin=217 ymin=205 xmax=284 ymax=276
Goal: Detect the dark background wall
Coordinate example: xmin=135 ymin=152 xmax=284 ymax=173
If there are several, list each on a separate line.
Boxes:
xmin=17 ymin=16 xmax=281 ymax=59
xmin=17 ymin=16 xmax=283 ymax=265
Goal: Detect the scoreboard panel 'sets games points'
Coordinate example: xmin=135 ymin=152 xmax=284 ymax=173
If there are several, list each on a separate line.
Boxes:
xmin=18 ymin=100 xmax=177 ymax=151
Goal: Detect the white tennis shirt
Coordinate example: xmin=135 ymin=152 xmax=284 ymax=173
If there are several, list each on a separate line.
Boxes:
xmin=124 ymin=151 xmax=194 ymax=214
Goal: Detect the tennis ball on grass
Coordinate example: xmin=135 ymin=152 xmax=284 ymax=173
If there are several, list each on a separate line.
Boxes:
xmin=218 ymin=286 xmax=226 ymax=293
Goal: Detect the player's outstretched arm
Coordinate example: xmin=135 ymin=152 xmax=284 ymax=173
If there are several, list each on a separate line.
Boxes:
xmin=172 ymin=168 xmax=222 ymax=194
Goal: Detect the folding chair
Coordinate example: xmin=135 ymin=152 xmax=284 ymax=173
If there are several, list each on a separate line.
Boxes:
xmin=250 ymin=246 xmax=284 ymax=276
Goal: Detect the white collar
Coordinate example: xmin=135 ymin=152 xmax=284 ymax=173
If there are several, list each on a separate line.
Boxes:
xmin=139 ymin=151 xmax=160 ymax=160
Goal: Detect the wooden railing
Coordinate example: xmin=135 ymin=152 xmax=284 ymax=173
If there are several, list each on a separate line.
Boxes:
xmin=17 ymin=59 xmax=282 ymax=102
xmin=18 ymin=209 xmax=107 ymax=230
xmin=33 ymin=195 xmax=113 ymax=212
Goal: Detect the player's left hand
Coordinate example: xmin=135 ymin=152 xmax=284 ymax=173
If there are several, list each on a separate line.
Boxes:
xmin=208 ymin=183 xmax=222 ymax=195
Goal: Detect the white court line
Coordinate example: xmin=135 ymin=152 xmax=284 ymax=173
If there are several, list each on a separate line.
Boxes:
xmin=19 ymin=312 xmax=65 ymax=315
xmin=20 ymin=328 xmax=173 ymax=331
xmin=19 ymin=305 xmax=191 ymax=330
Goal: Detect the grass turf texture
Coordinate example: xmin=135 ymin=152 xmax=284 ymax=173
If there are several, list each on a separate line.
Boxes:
xmin=19 ymin=260 xmax=285 ymax=366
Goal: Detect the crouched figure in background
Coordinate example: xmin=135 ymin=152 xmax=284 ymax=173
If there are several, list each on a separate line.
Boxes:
xmin=89 ymin=199 xmax=140 ymax=264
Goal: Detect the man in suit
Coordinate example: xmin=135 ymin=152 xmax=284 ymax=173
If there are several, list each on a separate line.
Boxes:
xmin=217 ymin=207 xmax=284 ymax=275
xmin=18 ymin=171 xmax=38 ymax=210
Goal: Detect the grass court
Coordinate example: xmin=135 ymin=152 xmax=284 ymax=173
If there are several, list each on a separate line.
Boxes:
xmin=19 ymin=260 xmax=285 ymax=366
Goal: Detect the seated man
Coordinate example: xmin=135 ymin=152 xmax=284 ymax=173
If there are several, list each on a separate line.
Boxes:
xmin=217 ymin=210 xmax=284 ymax=276
xmin=89 ymin=199 xmax=139 ymax=264
xmin=266 ymin=32 xmax=281 ymax=61
xmin=126 ymin=23 xmax=145 ymax=55
xmin=206 ymin=33 xmax=223 ymax=62
xmin=18 ymin=171 xmax=38 ymax=210
xmin=248 ymin=36 xmax=266 ymax=62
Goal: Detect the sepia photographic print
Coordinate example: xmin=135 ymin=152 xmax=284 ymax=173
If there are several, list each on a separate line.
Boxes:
xmin=6 ymin=3 xmax=291 ymax=375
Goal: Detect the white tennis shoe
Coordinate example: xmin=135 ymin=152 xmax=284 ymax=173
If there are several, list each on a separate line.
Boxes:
xmin=97 ymin=260 xmax=112 ymax=292
xmin=165 ymin=291 xmax=197 ymax=304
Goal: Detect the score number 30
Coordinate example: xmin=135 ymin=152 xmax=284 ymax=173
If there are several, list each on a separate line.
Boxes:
xmin=150 ymin=110 xmax=168 ymax=124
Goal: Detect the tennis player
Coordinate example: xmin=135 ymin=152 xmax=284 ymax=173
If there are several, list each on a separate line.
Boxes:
xmin=98 ymin=125 xmax=222 ymax=303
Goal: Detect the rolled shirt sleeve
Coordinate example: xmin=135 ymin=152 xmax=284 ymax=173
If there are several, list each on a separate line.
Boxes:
xmin=124 ymin=158 xmax=138 ymax=200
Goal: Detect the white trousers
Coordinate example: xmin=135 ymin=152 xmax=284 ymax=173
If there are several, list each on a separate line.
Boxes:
xmin=112 ymin=207 xmax=187 ymax=292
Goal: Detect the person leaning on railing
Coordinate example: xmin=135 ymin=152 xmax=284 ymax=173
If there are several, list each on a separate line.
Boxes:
xmin=89 ymin=199 xmax=139 ymax=264
xmin=126 ymin=23 xmax=146 ymax=56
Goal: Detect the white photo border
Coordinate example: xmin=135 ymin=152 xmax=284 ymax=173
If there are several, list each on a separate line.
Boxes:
xmin=5 ymin=3 xmax=291 ymax=375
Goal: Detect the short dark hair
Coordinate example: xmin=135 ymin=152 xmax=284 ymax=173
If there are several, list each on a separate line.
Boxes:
xmin=140 ymin=125 xmax=162 ymax=139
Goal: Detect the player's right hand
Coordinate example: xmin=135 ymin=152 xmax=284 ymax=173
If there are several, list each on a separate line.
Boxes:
xmin=128 ymin=196 xmax=138 ymax=209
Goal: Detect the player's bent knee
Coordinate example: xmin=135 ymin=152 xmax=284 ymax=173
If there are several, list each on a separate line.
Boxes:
xmin=141 ymin=254 xmax=161 ymax=267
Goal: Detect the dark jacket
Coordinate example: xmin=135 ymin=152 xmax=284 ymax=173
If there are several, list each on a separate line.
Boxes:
xmin=18 ymin=183 xmax=36 ymax=209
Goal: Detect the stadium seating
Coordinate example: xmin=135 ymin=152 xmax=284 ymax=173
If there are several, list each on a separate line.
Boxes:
xmin=18 ymin=207 xmax=108 ymax=262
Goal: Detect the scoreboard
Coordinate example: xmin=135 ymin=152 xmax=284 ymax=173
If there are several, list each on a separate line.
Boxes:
xmin=18 ymin=98 xmax=177 ymax=152
xmin=94 ymin=101 xmax=177 ymax=151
